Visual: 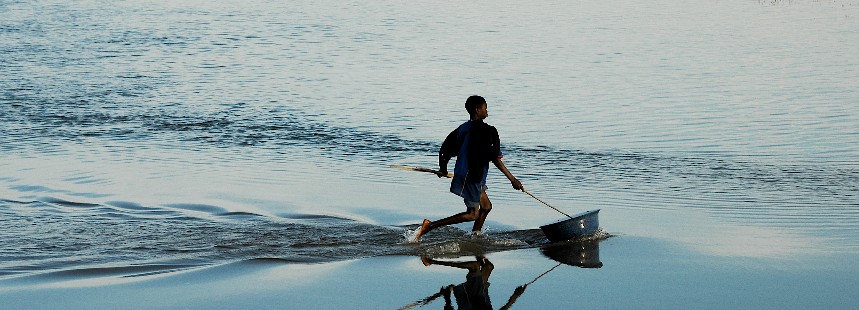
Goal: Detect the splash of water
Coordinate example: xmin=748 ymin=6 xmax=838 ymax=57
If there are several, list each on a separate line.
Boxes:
xmin=401 ymin=227 xmax=422 ymax=244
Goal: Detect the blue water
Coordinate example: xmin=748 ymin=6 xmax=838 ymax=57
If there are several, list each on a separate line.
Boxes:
xmin=2 ymin=0 xmax=858 ymax=280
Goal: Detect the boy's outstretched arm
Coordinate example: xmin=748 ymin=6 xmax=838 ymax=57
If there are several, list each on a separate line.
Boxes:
xmin=493 ymin=158 xmax=523 ymax=191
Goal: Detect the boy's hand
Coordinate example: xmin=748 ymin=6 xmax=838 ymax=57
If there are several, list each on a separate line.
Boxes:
xmin=436 ymin=169 xmax=449 ymax=178
xmin=511 ymin=178 xmax=523 ymax=191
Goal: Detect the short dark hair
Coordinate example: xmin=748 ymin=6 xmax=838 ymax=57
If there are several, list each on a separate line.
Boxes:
xmin=465 ymin=95 xmax=485 ymax=115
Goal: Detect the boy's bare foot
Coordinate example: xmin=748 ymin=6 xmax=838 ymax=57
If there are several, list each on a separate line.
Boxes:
xmin=413 ymin=219 xmax=431 ymax=241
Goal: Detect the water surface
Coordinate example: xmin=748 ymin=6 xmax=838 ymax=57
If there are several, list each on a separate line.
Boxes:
xmin=2 ymin=0 xmax=858 ymax=288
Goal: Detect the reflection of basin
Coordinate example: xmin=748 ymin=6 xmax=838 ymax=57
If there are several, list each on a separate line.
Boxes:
xmin=539 ymin=209 xmax=600 ymax=242
xmin=540 ymin=240 xmax=603 ymax=268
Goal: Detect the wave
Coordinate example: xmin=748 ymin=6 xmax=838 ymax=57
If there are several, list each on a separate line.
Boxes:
xmin=2 ymin=101 xmax=857 ymax=249
xmin=0 ymin=196 xmax=569 ymax=281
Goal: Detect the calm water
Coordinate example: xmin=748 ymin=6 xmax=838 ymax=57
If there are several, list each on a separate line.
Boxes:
xmin=2 ymin=0 xmax=858 ymax=280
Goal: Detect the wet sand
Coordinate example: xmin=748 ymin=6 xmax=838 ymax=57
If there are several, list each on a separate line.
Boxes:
xmin=2 ymin=235 xmax=855 ymax=309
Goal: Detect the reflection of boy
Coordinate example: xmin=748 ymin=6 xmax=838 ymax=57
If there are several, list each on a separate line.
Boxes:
xmin=419 ymin=256 xmax=528 ymax=310
xmin=422 ymin=256 xmax=494 ymax=309
xmin=414 ymin=95 xmax=523 ymax=241
xmin=454 ymin=262 xmax=493 ymax=309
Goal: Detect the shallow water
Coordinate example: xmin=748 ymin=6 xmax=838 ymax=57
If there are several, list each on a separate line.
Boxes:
xmin=2 ymin=0 xmax=859 ymax=284
xmin=1 ymin=238 xmax=854 ymax=309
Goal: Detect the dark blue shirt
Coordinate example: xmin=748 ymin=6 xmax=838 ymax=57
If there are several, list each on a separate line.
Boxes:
xmin=445 ymin=121 xmax=503 ymax=202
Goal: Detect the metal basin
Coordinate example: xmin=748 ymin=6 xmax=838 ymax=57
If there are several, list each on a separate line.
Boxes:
xmin=539 ymin=209 xmax=600 ymax=242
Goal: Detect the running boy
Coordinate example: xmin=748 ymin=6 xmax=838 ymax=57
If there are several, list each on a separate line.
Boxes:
xmin=414 ymin=95 xmax=523 ymax=240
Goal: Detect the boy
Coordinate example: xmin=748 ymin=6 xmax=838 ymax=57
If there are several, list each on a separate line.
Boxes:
xmin=414 ymin=95 xmax=523 ymax=241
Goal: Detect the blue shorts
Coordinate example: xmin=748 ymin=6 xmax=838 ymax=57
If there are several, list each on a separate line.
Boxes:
xmin=464 ymin=185 xmax=488 ymax=211
xmin=464 ymin=199 xmax=481 ymax=211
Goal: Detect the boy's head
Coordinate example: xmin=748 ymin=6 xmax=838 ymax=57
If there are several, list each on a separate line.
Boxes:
xmin=465 ymin=95 xmax=486 ymax=116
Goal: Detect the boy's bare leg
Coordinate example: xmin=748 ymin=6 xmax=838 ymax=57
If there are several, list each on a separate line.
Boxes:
xmin=471 ymin=192 xmax=492 ymax=232
xmin=415 ymin=208 xmax=480 ymax=241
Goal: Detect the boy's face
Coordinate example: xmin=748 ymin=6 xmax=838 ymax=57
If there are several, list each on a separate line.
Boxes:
xmin=475 ymin=103 xmax=489 ymax=120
